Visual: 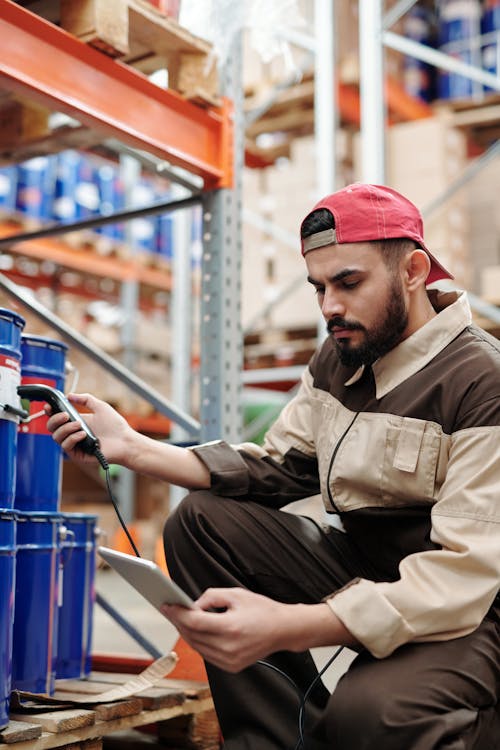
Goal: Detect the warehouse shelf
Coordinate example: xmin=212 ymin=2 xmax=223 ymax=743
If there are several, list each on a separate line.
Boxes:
xmin=0 ymin=0 xmax=233 ymax=189
xmin=0 ymin=0 xmax=241 ymax=442
xmin=0 ymin=220 xmax=172 ymax=290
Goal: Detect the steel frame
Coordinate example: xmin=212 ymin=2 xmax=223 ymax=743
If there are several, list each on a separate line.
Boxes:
xmin=0 ymin=0 xmax=233 ymax=189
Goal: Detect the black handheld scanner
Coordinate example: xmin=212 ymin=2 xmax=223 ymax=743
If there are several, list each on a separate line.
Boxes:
xmin=17 ymin=384 xmax=99 ymax=455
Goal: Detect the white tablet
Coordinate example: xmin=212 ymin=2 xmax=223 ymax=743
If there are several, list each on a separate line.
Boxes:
xmin=98 ymin=546 xmax=195 ymax=611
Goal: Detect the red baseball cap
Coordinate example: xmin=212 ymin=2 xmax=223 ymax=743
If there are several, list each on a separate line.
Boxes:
xmin=300 ymin=183 xmax=453 ymax=285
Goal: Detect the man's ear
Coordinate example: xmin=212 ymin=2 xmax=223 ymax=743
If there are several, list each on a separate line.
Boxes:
xmin=404 ymin=248 xmax=431 ymax=291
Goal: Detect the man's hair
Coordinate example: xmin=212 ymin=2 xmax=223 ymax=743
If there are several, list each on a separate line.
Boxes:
xmin=300 ymin=207 xmax=416 ymax=273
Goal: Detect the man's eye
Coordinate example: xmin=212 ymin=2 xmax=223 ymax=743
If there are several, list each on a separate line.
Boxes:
xmin=314 ymin=288 xmax=325 ymax=296
xmin=342 ymin=280 xmax=359 ymax=289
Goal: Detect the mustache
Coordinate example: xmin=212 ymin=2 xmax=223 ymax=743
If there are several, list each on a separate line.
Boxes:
xmin=327 ymin=317 xmax=365 ymax=334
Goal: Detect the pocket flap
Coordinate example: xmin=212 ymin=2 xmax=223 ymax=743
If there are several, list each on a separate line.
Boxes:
xmin=392 ymin=419 xmax=426 ymax=473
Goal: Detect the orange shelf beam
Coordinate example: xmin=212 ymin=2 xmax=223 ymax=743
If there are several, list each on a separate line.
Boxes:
xmin=0 ymin=0 xmax=233 ymax=189
xmin=123 ymin=412 xmax=171 ymax=434
xmin=0 ymin=222 xmax=172 ymax=290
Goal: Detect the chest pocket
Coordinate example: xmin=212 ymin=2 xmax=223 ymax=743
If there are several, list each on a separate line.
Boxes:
xmin=381 ymin=416 xmax=442 ymax=504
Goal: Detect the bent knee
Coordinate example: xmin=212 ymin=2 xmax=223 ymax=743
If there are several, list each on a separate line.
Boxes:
xmin=164 ymin=489 xmax=215 ymax=535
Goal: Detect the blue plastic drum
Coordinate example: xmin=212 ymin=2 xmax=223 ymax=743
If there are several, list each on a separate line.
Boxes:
xmin=16 ymin=335 xmax=68 ymax=512
xmin=57 ymin=514 xmax=98 ymax=679
xmin=482 ymin=0 xmax=500 ymax=91
xmin=438 ymin=0 xmax=482 ymax=100
xmin=0 ymin=511 xmax=16 ymax=729
xmin=11 ymin=512 xmax=62 ymax=695
xmin=0 ymin=309 xmax=25 ymax=510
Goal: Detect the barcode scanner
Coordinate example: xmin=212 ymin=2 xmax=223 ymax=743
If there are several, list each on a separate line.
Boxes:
xmin=17 ymin=383 xmax=100 ymax=456
xmin=17 ymin=384 xmax=138 ymax=555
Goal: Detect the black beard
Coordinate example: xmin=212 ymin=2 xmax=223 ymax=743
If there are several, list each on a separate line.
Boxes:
xmin=329 ymin=277 xmax=408 ymax=368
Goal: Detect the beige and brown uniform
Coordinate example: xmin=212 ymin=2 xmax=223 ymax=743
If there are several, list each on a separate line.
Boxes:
xmin=165 ymin=289 xmax=500 ymax=750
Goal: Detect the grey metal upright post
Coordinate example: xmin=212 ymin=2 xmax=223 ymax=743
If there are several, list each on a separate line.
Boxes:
xmin=314 ymin=0 xmax=337 ymax=345
xmin=359 ymin=0 xmax=386 ymax=183
xmin=314 ymin=0 xmax=337 ymax=197
xmin=169 ymin=188 xmax=193 ymax=507
xmin=200 ymin=36 xmax=244 ymax=444
xmin=115 ymin=153 xmax=141 ymax=524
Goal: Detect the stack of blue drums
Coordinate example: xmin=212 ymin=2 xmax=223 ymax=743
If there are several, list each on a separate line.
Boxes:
xmin=1 ymin=315 xmax=98 ymax=731
xmin=0 ymin=308 xmax=24 ymax=730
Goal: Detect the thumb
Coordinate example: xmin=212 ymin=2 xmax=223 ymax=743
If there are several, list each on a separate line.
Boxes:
xmin=197 ymin=587 xmax=237 ymax=612
xmin=67 ymin=392 xmax=98 ymax=410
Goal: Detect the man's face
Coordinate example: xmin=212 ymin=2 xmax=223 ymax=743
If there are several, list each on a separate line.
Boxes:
xmin=305 ymin=242 xmax=409 ymax=367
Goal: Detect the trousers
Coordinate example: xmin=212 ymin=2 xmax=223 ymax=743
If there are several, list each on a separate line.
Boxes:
xmin=163 ymin=491 xmax=500 ymax=750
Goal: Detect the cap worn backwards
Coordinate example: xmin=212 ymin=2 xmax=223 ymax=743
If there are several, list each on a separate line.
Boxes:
xmin=300 ymin=183 xmax=453 ymax=285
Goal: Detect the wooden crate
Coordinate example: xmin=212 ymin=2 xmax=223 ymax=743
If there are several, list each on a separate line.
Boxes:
xmin=1 ymin=674 xmax=219 ymax=749
xmin=60 ymin=0 xmax=219 ymax=106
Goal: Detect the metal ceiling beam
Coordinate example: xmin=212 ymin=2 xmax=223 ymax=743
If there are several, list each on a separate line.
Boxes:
xmin=0 ymin=0 xmax=233 ymax=189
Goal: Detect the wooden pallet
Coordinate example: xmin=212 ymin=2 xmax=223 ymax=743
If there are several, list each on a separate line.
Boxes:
xmin=0 ymin=673 xmax=219 ymax=749
xmin=59 ymin=0 xmax=220 ymax=106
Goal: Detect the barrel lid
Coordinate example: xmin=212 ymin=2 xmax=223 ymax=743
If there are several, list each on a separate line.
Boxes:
xmin=60 ymin=512 xmax=98 ymax=522
xmin=16 ymin=510 xmax=63 ymax=522
xmin=0 ymin=308 xmax=25 ymax=329
xmin=0 ymin=509 xmax=16 ymax=520
xmin=21 ymin=334 xmax=68 ymax=351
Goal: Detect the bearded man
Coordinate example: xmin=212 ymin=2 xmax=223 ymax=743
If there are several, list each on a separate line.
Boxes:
xmin=48 ymin=184 xmax=500 ymax=750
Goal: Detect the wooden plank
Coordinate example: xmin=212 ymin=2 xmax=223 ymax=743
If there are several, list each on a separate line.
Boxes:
xmin=9 ymin=709 xmax=95 ymax=734
xmin=1 ymin=696 xmax=214 ymax=750
xmin=86 ymin=673 xmax=211 ymax=701
xmin=60 ymin=0 xmax=219 ymax=102
xmin=158 ymin=707 xmax=220 ymax=749
xmin=94 ymin=699 xmax=143 ymax=722
xmin=60 ymin=0 xmax=130 ymax=56
xmin=0 ymin=720 xmax=42 ymax=744
xmin=54 ymin=677 xmax=188 ymax=711
xmin=53 ymin=681 xmax=109 ymax=697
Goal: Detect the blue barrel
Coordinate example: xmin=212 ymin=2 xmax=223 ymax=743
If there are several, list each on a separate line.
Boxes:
xmin=0 ymin=511 xmax=16 ymax=729
xmin=56 ymin=514 xmax=98 ymax=679
xmin=11 ymin=511 xmax=62 ymax=695
xmin=438 ymin=0 xmax=482 ymax=100
xmin=482 ymin=0 xmax=500 ymax=91
xmin=16 ymin=335 xmax=68 ymax=512
xmin=0 ymin=309 xmax=25 ymax=510
xmin=403 ymin=6 xmax=435 ymax=102
xmin=16 ymin=156 xmax=56 ymax=220
xmin=95 ymin=163 xmax=125 ymax=242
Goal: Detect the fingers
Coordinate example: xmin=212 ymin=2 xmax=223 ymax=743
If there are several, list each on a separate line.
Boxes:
xmin=65 ymin=392 xmax=96 ymax=409
xmin=46 ymin=412 xmax=87 ymax=454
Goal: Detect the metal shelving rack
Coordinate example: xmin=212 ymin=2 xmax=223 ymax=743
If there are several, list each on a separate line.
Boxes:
xmin=0 ymin=0 xmax=242 ymax=445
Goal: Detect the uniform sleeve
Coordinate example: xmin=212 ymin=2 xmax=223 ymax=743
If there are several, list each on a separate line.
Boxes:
xmin=191 ymin=368 xmax=321 ymax=508
xmin=326 ymin=422 xmax=500 ymax=658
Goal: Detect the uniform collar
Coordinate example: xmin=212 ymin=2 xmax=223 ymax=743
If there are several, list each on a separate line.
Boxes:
xmin=344 ymin=290 xmax=471 ymax=397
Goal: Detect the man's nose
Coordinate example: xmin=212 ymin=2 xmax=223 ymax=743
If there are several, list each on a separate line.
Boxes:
xmin=321 ymin=289 xmax=346 ymax=319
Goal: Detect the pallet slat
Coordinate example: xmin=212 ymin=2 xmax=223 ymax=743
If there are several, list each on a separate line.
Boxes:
xmin=0 ymin=720 xmax=42 ymax=745
xmin=9 ymin=710 xmax=95 ymax=735
xmin=2 ymin=673 xmax=218 ymax=749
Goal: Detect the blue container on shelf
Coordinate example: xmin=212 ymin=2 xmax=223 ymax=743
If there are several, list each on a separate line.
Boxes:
xmin=129 ymin=180 xmax=157 ymax=254
xmin=16 ymin=156 xmax=56 ymax=220
xmin=56 ymin=513 xmax=98 ymax=679
xmin=482 ymin=0 xmax=500 ymax=90
xmin=16 ymin=335 xmax=68 ymax=512
xmin=0 ymin=308 xmax=25 ymax=510
xmin=155 ymin=214 xmax=173 ymax=261
xmin=403 ymin=5 xmax=436 ymax=102
xmin=0 ymin=510 xmax=16 ymax=729
xmin=95 ymin=163 xmax=125 ymax=242
xmin=0 ymin=167 xmax=18 ymax=212
xmin=11 ymin=511 xmax=62 ymax=695
xmin=53 ymin=150 xmax=100 ymax=224
xmin=437 ymin=0 xmax=482 ymax=100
